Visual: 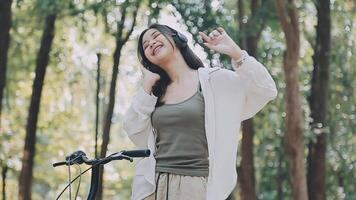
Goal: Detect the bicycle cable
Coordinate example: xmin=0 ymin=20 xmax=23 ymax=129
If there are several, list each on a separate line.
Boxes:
xmin=56 ymin=154 xmax=82 ymax=200
xmin=56 ymin=152 xmax=118 ymax=200
xmin=74 ymin=164 xmax=81 ymax=200
xmin=67 ymin=156 xmax=72 ymax=200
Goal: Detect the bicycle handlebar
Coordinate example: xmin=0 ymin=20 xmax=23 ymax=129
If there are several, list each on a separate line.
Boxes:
xmin=121 ymin=149 xmax=151 ymax=157
xmin=53 ymin=149 xmax=151 ymax=200
xmin=52 ymin=149 xmax=151 ymax=167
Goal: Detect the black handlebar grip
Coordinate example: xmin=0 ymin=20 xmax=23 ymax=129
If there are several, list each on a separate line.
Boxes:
xmin=121 ymin=149 xmax=150 ymax=157
xmin=53 ymin=161 xmax=67 ymax=167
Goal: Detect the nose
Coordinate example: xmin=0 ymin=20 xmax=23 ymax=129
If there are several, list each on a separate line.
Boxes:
xmin=149 ymin=40 xmax=157 ymax=48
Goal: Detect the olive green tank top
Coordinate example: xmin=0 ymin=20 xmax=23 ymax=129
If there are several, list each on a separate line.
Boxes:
xmin=151 ymin=79 xmax=209 ymax=177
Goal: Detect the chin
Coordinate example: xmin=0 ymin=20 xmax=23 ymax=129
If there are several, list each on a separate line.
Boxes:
xmin=155 ymin=50 xmax=171 ymax=62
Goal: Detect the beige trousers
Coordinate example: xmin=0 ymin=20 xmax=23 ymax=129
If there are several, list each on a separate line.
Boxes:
xmin=143 ymin=172 xmax=208 ymax=200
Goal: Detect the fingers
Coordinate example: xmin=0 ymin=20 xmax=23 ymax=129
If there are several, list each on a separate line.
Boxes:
xmin=198 ymin=31 xmax=212 ymax=50
xmin=199 ymin=27 xmax=225 ymax=42
xmin=199 ymin=27 xmax=226 ymax=50
xmin=209 ymin=30 xmax=220 ymax=37
xmin=198 ymin=31 xmax=212 ymax=43
xmin=216 ymin=27 xmax=226 ymax=34
xmin=202 ymin=42 xmax=214 ymax=50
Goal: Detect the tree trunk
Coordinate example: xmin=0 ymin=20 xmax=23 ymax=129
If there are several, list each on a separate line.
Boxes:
xmin=274 ymin=0 xmax=308 ymax=199
xmin=18 ymin=14 xmax=56 ymax=200
xmin=228 ymin=3 xmax=247 ymax=198
xmin=1 ymin=162 xmax=8 ymax=200
xmin=277 ymin=140 xmax=284 ymax=200
xmin=96 ymin=2 xmax=139 ymax=199
xmin=307 ymin=0 xmax=330 ymax=199
xmin=96 ymin=42 xmax=123 ymax=200
xmin=236 ymin=0 xmax=263 ymax=199
xmin=0 ymin=0 xmax=13 ymax=124
xmin=95 ymin=53 xmax=101 ymax=159
xmin=239 ymin=29 xmax=258 ymax=200
xmin=240 ymin=120 xmax=257 ymax=200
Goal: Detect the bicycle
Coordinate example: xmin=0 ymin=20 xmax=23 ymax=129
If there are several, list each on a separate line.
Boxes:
xmin=53 ymin=149 xmax=150 ymax=200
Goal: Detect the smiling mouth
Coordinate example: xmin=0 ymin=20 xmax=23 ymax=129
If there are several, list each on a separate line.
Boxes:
xmin=153 ymin=45 xmax=163 ymax=56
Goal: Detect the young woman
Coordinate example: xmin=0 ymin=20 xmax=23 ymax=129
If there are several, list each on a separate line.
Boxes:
xmin=123 ymin=23 xmax=277 ymax=200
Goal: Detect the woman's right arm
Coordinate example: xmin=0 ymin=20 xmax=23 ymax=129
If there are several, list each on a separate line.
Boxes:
xmin=122 ymin=86 xmax=158 ymax=149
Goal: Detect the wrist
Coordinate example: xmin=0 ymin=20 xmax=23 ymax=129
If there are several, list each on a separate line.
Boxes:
xmin=229 ymin=45 xmax=243 ymax=60
xmin=231 ymin=50 xmax=249 ymax=69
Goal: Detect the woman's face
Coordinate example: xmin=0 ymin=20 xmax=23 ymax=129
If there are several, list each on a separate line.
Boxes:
xmin=142 ymin=28 xmax=175 ymax=66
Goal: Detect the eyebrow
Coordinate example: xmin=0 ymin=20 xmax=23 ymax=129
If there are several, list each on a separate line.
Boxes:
xmin=143 ymin=30 xmax=158 ymax=46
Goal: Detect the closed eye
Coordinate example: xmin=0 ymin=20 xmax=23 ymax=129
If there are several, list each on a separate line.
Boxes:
xmin=144 ymin=33 xmax=160 ymax=50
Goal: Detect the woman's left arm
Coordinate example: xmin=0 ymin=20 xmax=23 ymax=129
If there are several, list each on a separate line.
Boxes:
xmin=199 ymin=27 xmax=278 ymax=121
xmin=230 ymin=50 xmax=277 ymax=120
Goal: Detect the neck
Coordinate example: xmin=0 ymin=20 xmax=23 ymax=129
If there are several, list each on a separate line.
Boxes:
xmin=160 ymin=50 xmax=195 ymax=84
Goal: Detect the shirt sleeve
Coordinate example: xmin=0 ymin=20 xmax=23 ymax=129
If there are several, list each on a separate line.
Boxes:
xmin=231 ymin=50 xmax=278 ymax=121
xmin=122 ymin=86 xmax=158 ymax=148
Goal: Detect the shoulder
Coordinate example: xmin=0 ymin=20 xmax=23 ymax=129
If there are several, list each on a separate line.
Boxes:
xmin=210 ymin=67 xmax=240 ymax=85
xmin=199 ymin=66 xmax=237 ymax=79
xmin=199 ymin=65 xmax=247 ymax=87
xmin=198 ymin=66 xmax=221 ymax=74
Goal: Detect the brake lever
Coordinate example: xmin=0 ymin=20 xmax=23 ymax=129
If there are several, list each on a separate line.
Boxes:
xmin=121 ymin=155 xmax=134 ymax=162
xmin=110 ymin=153 xmax=133 ymax=162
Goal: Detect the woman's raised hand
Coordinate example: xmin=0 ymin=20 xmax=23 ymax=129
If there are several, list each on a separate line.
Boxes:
xmin=139 ymin=65 xmax=160 ymax=95
xmin=199 ymin=27 xmax=243 ymax=60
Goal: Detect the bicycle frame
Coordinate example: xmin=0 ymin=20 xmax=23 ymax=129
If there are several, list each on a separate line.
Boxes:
xmin=87 ymin=164 xmax=100 ymax=200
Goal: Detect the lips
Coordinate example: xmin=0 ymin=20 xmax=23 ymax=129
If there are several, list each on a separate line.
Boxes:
xmin=152 ymin=44 xmax=163 ymax=56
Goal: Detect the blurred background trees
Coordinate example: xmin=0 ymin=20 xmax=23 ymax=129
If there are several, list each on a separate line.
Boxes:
xmin=0 ymin=0 xmax=355 ymax=199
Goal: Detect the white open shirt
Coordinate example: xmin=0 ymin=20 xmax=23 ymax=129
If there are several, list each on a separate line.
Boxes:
xmin=123 ymin=51 xmax=278 ymax=200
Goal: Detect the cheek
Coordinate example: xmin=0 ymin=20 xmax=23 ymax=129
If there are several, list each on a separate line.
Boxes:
xmin=144 ymin=50 xmax=155 ymax=63
xmin=159 ymin=44 xmax=171 ymax=54
xmin=143 ymin=49 xmax=150 ymax=58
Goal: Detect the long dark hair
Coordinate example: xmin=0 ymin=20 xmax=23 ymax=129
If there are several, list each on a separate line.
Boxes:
xmin=137 ymin=23 xmax=205 ymax=107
